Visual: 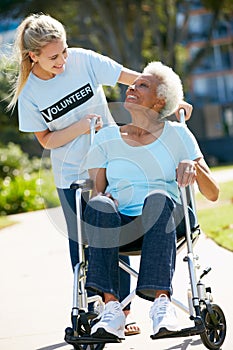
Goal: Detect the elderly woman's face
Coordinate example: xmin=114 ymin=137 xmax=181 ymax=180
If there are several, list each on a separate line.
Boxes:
xmin=124 ymin=73 xmax=159 ymax=111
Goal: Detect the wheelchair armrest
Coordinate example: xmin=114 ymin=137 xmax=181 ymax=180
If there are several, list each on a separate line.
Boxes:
xmin=70 ymin=179 xmax=93 ymax=191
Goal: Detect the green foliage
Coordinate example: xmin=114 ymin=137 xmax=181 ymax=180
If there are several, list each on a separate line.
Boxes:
xmin=202 ymin=0 xmax=233 ymax=14
xmin=0 ymin=59 xmax=17 ymax=133
xmin=0 ymin=58 xmax=42 ymax=156
xmin=1 ymin=172 xmax=43 ymax=214
xmin=0 ymin=143 xmax=59 ymax=215
xmin=0 ymin=142 xmax=38 ymax=178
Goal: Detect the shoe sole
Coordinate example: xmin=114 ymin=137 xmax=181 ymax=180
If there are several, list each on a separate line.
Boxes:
xmin=153 ymin=326 xmax=178 ymax=337
xmin=92 ymin=327 xmax=125 ymax=340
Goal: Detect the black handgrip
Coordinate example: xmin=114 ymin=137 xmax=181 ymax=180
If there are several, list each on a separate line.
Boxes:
xmin=70 ymin=179 xmax=93 ymax=191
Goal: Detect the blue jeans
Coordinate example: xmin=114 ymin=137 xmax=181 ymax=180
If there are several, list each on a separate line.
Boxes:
xmin=57 ymin=188 xmax=131 ymax=309
xmin=84 ymin=192 xmax=196 ymax=302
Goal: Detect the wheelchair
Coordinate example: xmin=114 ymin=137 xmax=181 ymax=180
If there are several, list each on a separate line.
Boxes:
xmin=64 ymin=117 xmax=227 ymax=350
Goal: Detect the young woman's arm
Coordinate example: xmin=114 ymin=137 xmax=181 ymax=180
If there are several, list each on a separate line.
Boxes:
xmin=117 ymin=67 xmax=140 ymax=85
xmin=34 ymin=114 xmax=102 ymax=149
xmin=175 ymin=101 xmax=193 ymax=121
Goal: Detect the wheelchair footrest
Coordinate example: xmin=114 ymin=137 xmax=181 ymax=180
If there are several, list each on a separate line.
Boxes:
xmin=151 ymin=323 xmax=205 ymax=340
xmin=65 ymin=334 xmax=122 ymax=345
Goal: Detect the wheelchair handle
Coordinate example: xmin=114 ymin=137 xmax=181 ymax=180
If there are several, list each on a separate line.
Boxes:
xmin=90 ymin=117 xmax=97 ymax=145
xmin=70 ymin=118 xmax=96 ymax=191
xmin=179 ymin=108 xmax=186 ymax=124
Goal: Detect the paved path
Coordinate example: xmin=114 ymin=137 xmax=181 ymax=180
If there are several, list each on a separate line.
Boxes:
xmin=0 ymin=169 xmax=232 ymax=350
xmin=212 ymin=168 xmax=233 ymax=183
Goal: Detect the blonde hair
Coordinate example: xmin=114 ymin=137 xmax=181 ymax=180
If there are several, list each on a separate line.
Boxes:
xmin=7 ymin=13 xmax=66 ymax=111
xmin=143 ymin=61 xmax=184 ymax=118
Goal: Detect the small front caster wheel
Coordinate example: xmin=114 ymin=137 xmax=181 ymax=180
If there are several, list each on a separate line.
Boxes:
xmin=65 ymin=327 xmax=74 ymax=336
xmin=200 ymin=304 xmax=226 ymax=350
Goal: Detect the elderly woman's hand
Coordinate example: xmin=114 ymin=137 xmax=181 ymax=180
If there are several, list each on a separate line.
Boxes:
xmin=99 ymin=192 xmax=119 ymax=207
xmin=175 ymin=101 xmax=193 ymax=121
xmin=176 ymin=160 xmax=197 ymax=187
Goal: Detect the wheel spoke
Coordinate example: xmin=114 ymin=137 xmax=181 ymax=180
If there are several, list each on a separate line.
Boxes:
xmin=200 ymin=304 xmax=227 ymax=349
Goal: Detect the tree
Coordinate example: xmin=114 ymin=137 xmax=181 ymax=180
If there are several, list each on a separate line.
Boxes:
xmin=0 ymin=59 xmax=19 ymax=144
xmin=0 ymin=0 xmax=232 ymax=96
xmin=0 ymin=59 xmax=43 ymax=155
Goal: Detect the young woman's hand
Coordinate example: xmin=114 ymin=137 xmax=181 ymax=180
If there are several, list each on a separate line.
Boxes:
xmin=83 ymin=114 xmax=103 ymax=134
xmin=175 ymin=101 xmax=193 ymax=121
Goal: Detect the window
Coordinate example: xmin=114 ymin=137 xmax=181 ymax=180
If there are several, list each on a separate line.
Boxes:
xmin=225 ymin=74 xmax=233 ymax=101
xmin=188 ymin=14 xmax=212 ymax=41
xmin=190 ymin=47 xmax=215 ymax=73
xmin=190 ymin=44 xmax=232 ymax=73
xmin=193 ymin=74 xmax=233 ymax=104
xmin=193 ymin=77 xmax=218 ymax=103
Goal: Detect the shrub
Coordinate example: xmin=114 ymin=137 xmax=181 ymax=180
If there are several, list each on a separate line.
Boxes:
xmin=0 ymin=143 xmax=59 ymax=215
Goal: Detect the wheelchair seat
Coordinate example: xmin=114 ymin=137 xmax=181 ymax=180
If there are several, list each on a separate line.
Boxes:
xmin=119 ymin=224 xmax=200 ymax=256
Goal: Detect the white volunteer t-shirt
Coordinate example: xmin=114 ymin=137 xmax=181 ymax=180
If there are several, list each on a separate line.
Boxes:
xmin=18 ymin=48 xmax=122 ymax=188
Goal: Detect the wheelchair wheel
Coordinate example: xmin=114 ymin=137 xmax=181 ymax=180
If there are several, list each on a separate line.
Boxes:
xmin=200 ymin=304 xmax=226 ymax=350
xmin=65 ymin=311 xmax=107 ymax=350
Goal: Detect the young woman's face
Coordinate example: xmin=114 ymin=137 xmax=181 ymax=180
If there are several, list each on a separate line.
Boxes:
xmin=30 ymin=38 xmax=68 ymax=79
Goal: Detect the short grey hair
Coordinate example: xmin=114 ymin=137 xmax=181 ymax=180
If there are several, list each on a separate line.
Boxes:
xmin=143 ymin=61 xmax=184 ymax=118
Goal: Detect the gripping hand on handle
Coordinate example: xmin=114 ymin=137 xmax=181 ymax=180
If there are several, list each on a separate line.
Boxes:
xmin=83 ymin=114 xmax=103 ymax=134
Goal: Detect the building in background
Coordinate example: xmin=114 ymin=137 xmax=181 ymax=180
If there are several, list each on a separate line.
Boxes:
xmin=183 ymin=0 xmax=233 ymax=164
xmin=0 ymin=3 xmax=232 ymax=164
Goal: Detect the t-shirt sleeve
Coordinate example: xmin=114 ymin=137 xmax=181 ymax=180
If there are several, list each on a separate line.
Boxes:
xmin=87 ymin=50 xmax=122 ymax=87
xmin=18 ymin=92 xmax=48 ymax=132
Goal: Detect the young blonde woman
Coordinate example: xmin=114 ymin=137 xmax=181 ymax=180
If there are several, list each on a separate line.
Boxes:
xmin=8 ymin=13 xmax=193 ymax=336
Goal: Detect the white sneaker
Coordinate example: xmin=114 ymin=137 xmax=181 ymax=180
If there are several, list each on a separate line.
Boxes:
xmin=91 ymin=301 xmax=125 ymax=339
xmin=150 ymin=294 xmax=178 ymax=335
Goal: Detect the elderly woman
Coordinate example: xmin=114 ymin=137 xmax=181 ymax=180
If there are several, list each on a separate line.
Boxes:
xmin=82 ymin=61 xmax=219 ymax=340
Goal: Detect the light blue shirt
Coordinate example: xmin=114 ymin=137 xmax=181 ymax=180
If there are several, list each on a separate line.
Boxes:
xmin=84 ymin=122 xmax=203 ymax=216
xmin=18 ymin=48 xmax=122 ymax=188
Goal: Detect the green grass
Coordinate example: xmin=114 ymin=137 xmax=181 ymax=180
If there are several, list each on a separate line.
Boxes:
xmin=0 ymin=216 xmax=17 ymax=230
xmin=196 ymin=180 xmax=233 ymax=252
xmin=197 ymin=205 xmax=233 ymax=251
xmin=211 ymin=165 xmax=233 ymax=172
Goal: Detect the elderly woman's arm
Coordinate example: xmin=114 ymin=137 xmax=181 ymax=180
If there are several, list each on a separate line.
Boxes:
xmin=88 ymin=168 xmax=119 ymax=204
xmin=177 ymin=157 xmax=219 ymax=201
xmin=195 ymin=158 xmax=219 ymax=201
xmin=88 ymin=168 xmax=107 ymax=197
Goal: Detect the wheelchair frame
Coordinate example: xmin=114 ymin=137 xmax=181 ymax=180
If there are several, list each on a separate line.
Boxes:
xmin=64 ymin=114 xmax=227 ymax=350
